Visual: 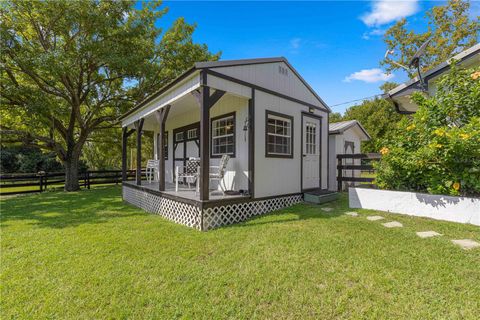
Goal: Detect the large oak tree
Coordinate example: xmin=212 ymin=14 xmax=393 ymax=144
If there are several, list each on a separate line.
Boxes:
xmin=1 ymin=0 xmax=219 ymax=190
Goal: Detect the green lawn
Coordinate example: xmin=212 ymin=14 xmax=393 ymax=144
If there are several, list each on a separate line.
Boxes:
xmin=1 ymin=187 xmax=479 ymax=319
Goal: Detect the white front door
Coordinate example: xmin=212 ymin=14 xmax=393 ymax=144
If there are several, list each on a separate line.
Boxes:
xmin=302 ymin=116 xmax=321 ymax=190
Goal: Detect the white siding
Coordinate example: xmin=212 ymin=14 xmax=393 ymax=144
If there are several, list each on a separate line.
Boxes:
xmin=213 ymin=62 xmax=326 ymax=109
xmin=254 ymin=90 xmax=328 ymax=198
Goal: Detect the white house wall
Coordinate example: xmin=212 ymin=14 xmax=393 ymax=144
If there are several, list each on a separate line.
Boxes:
xmin=254 ymin=90 xmax=328 ymax=198
xmin=122 ymin=73 xmax=201 ymax=127
xmin=152 ymin=94 xmax=250 ymax=192
xmin=328 ymin=127 xmax=364 ymax=191
xmin=213 ymin=62 xmax=326 ymax=109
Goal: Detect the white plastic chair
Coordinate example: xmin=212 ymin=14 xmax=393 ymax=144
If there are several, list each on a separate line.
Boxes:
xmin=146 ymin=160 xmax=159 ymax=183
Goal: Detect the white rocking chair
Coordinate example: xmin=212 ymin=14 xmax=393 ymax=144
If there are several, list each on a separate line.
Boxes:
xmin=209 ymin=154 xmax=230 ymax=196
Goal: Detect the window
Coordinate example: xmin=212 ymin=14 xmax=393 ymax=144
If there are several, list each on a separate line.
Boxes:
xmin=211 ymin=113 xmax=235 ymax=157
xmin=305 ymin=122 xmax=316 ymax=155
xmin=266 ymin=111 xmax=293 ymax=158
xmin=175 ymin=131 xmax=184 ymax=142
xmin=187 ymin=128 xmax=197 ymax=139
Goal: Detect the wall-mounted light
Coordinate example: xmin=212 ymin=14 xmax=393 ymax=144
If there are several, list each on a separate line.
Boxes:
xmin=309 ymin=107 xmax=315 ymax=113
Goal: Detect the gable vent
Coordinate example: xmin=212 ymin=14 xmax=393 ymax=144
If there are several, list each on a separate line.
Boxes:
xmin=278 ymin=65 xmax=288 ymax=76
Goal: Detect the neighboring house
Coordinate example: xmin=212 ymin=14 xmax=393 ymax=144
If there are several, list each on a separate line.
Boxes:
xmin=386 ymin=43 xmax=480 ymax=114
xmin=119 ymin=57 xmax=331 ymax=230
xmin=328 ymin=120 xmax=371 ymax=191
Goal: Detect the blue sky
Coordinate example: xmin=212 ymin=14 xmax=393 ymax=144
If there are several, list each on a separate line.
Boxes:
xmin=151 ymin=1 xmax=478 ymax=113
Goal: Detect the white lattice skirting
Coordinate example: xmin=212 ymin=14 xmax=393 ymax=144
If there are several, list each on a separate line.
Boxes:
xmin=202 ymin=195 xmax=303 ymax=230
xmin=122 ymin=186 xmax=202 ymax=229
xmin=122 ymin=185 xmax=303 ymax=230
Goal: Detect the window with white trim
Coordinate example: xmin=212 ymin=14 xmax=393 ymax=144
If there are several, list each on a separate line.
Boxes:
xmin=211 ymin=114 xmax=235 ymax=156
xmin=266 ymin=111 xmax=293 ymax=157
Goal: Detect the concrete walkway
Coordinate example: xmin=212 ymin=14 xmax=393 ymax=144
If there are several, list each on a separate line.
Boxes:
xmin=343 ymin=211 xmax=479 ymax=250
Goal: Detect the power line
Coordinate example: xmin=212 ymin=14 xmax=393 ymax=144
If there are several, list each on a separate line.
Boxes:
xmin=329 ymin=94 xmax=382 ymax=108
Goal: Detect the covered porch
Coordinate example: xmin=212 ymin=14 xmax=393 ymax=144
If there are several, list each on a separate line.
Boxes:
xmin=122 ymin=180 xmax=246 ymax=202
xmin=120 ymin=69 xmax=255 ymax=204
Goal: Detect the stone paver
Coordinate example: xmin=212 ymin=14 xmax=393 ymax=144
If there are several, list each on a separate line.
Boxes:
xmin=451 ymin=239 xmax=480 ymax=250
xmin=382 ymin=221 xmax=403 ymax=228
xmin=416 ymin=231 xmax=442 ymax=238
xmin=345 ymin=211 xmax=358 ymax=217
xmin=366 ymin=215 xmax=384 ymax=221
xmin=321 ymin=207 xmax=333 ymax=212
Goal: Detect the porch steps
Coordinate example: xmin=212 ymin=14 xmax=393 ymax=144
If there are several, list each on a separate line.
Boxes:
xmin=303 ymin=189 xmax=339 ymax=204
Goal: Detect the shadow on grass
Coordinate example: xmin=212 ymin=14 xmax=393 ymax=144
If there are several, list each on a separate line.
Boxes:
xmin=222 ymin=200 xmax=348 ymax=230
xmin=0 ymin=186 xmax=145 ymax=229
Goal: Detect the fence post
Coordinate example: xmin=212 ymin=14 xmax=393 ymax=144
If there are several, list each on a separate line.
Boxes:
xmin=337 ymin=156 xmax=342 ymax=192
xmin=39 ymin=175 xmax=43 ymax=192
xmin=87 ymin=171 xmax=91 ymax=189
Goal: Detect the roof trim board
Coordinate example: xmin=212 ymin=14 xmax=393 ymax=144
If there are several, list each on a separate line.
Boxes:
xmin=329 ymin=120 xmax=371 ymax=140
xmin=389 ymin=43 xmax=480 ymax=97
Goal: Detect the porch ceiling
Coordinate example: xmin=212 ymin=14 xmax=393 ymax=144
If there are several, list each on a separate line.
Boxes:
xmin=139 ymin=93 xmax=200 ymax=131
xmin=122 ymin=71 xmax=253 ymax=128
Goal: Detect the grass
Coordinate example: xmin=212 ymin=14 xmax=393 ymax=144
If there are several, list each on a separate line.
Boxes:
xmin=1 ymin=186 xmax=479 ymax=319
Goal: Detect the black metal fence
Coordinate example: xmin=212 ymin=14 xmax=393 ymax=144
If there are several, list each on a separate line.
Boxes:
xmin=0 ymin=170 xmax=143 ymax=195
xmin=337 ymin=153 xmax=381 ymax=191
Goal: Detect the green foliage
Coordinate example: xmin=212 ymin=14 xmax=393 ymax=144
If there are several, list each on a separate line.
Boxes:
xmin=0 ymin=146 xmax=63 ymax=173
xmin=382 ymin=0 xmax=479 ymax=77
xmin=376 ymin=65 xmax=480 ymax=196
xmin=379 ymin=81 xmax=399 ymax=93
xmin=0 ymin=0 xmax=218 ymax=188
xmin=340 ymin=98 xmax=403 ymax=153
xmin=329 ymin=112 xmax=343 ymax=123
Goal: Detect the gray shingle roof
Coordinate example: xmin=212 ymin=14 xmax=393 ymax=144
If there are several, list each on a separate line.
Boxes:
xmin=329 ymin=120 xmax=371 ymax=140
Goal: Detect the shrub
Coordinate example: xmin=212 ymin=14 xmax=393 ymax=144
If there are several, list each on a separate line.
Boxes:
xmin=375 ymin=64 xmax=480 ymax=196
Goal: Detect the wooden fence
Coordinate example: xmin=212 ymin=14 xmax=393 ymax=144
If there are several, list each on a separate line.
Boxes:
xmin=337 ymin=153 xmax=381 ymax=191
xmin=0 ymin=170 xmax=143 ymax=195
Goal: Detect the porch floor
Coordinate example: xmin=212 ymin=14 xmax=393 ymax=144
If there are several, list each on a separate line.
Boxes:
xmin=123 ymin=180 xmax=247 ymax=202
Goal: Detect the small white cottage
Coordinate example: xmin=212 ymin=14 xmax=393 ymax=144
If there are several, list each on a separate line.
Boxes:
xmin=328 ymin=120 xmax=371 ymax=191
xmin=119 ymin=57 xmax=331 ymax=230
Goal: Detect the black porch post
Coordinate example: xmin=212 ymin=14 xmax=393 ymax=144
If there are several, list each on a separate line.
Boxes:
xmin=155 ymin=105 xmax=170 ymax=191
xmin=134 ymin=119 xmax=144 ymax=185
xmin=122 ymin=127 xmax=128 ymax=181
xmin=248 ymin=88 xmax=255 ymax=197
xmin=199 ymin=73 xmax=210 ymax=201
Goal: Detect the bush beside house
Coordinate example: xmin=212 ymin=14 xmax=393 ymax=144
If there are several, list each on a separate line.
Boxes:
xmin=375 ymin=66 xmax=480 ymax=197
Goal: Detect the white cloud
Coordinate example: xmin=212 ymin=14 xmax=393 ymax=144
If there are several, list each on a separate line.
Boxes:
xmin=290 ymin=38 xmax=301 ymax=49
xmin=361 ymin=0 xmax=420 ymax=27
xmin=361 ymin=28 xmax=385 ymax=40
xmin=344 ymin=68 xmax=394 ymax=83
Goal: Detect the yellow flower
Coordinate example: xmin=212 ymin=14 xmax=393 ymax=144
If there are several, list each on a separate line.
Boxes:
xmin=453 ymin=182 xmax=461 ymax=191
xmin=406 ymin=124 xmax=416 ymax=131
xmin=471 ymin=71 xmax=480 ymax=80
xmin=380 ymin=147 xmax=389 ymax=155
xmin=460 ymin=133 xmax=470 ymax=140
xmin=433 ymin=128 xmax=445 ymax=137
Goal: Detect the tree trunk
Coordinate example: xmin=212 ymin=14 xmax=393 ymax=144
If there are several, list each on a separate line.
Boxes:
xmin=64 ymin=156 xmax=80 ymax=191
